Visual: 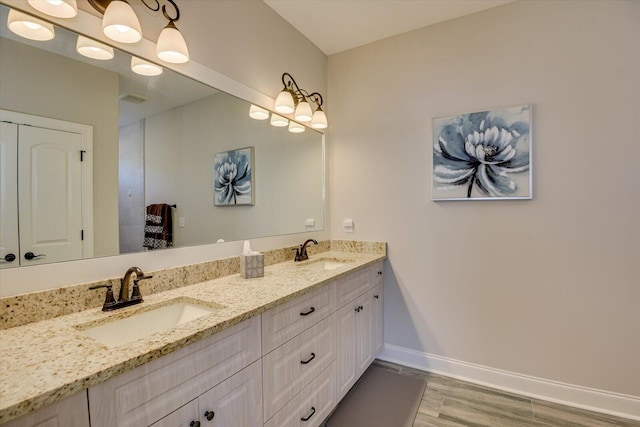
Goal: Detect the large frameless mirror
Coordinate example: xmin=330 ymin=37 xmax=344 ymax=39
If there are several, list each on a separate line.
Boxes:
xmin=0 ymin=4 xmax=324 ymax=269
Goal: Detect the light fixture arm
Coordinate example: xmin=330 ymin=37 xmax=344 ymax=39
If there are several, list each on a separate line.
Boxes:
xmin=89 ymin=0 xmax=181 ymax=23
xmin=281 ymin=72 xmax=323 ymax=109
xmin=141 ymin=0 xmax=180 ymax=22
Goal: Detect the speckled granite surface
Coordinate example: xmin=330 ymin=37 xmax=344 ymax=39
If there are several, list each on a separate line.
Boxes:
xmin=0 ymin=240 xmax=331 ymax=330
xmin=0 ymin=241 xmax=385 ymax=424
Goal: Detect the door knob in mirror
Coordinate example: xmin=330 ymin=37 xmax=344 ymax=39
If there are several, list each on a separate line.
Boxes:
xmin=24 ymin=252 xmax=46 ymax=260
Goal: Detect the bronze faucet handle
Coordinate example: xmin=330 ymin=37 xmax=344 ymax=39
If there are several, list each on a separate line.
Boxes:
xmin=88 ymin=284 xmax=117 ymax=311
xmin=131 ymin=275 xmax=153 ymax=301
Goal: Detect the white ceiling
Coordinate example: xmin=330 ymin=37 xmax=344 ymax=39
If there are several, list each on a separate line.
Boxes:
xmin=264 ymin=0 xmax=514 ymax=55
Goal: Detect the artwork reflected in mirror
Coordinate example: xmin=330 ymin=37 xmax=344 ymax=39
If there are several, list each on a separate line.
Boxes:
xmin=0 ymin=4 xmax=324 ymax=268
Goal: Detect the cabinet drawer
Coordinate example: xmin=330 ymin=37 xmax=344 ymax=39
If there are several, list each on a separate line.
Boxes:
xmin=263 ymin=315 xmax=336 ymax=421
xmin=264 ymin=362 xmax=336 ymax=427
xmin=336 ymin=267 xmax=374 ymax=306
xmin=89 ymin=316 xmax=261 ymax=427
xmin=262 ymin=283 xmax=335 ymax=354
xmin=198 ymin=360 xmax=262 ymax=427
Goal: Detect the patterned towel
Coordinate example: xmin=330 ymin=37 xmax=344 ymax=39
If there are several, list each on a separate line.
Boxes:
xmin=143 ymin=204 xmax=173 ymax=249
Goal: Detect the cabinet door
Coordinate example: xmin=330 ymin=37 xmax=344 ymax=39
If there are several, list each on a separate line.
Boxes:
xmin=197 ymin=361 xmax=262 ymax=427
xmin=3 ymin=391 xmax=90 ymax=427
xmin=149 ymin=400 xmax=199 ymax=427
xmin=354 ymin=291 xmax=374 ymax=378
xmin=336 ymin=301 xmax=357 ymax=401
xmin=371 ymin=285 xmax=384 ymax=359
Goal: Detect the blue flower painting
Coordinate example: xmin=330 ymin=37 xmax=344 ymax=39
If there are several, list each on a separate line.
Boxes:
xmin=214 ymin=147 xmax=254 ymax=206
xmin=432 ymin=105 xmax=532 ymax=200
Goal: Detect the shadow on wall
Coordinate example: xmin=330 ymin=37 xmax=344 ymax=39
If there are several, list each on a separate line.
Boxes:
xmin=382 ymin=256 xmax=442 ymax=358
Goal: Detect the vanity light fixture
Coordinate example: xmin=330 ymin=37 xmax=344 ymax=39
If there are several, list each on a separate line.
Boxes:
xmin=288 ymin=121 xmax=305 ymax=133
xmin=131 ymin=56 xmax=163 ymax=76
xmin=58 ymin=0 xmax=190 ymax=63
xmin=101 ymin=0 xmax=142 ymax=43
xmin=27 ymin=0 xmax=78 ymax=18
xmin=76 ymin=35 xmax=114 ymax=60
xmin=7 ymin=8 xmax=55 ymax=41
xmin=270 ymin=113 xmax=288 ymax=127
xmin=274 ymin=73 xmax=328 ymax=129
xmin=249 ymin=105 xmax=269 ymax=120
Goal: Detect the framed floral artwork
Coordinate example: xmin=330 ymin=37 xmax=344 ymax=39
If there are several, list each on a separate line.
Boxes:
xmin=214 ymin=147 xmax=255 ymax=206
xmin=432 ymin=105 xmax=532 ymax=200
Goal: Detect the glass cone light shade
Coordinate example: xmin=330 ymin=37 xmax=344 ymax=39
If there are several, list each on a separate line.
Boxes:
xmin=156 ymin=22 xmax=189 ymax=63
xmin=76 ymin=35 xmax=114 ymax=60
xmin=294 ymin=100 xmax=313 ymax=123
xmin=102 ymin=0 xmax=142 ymax=44
xmin=270 ymin=113 xmax=288 ymax=127
xmin=7 ymin=9 xmax=55 ymax=41
xmin=27 ymin=0 xmax=78 ymax=18
xmin=288 ymin=121 xmax=305 ymax=133
xmin=131 ymin=56 xmax=163 ymax=76
xmin=310 ymin=108 xmax=328 ymax=129
xmin=274 ymin=90 xmax=295 ymax=114
xmin=249 ymin=105 xmax=269 ymax=120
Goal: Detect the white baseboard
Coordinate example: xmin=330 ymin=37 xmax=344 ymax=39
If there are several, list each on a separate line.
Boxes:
xmin=378 ymin=344 xmax=640 ymax=421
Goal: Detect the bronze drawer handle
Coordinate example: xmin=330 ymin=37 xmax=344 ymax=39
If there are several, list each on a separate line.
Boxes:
xmin=300 ymin=307 xmax=315 ymax=316
xmin=300 ymin=352 xmax=316 ymax=365
xmin=301 ymin=406 xmax=316 ymax=422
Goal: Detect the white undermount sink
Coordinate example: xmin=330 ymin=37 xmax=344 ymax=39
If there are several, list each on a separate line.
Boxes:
xmin=298 ymin=257 xmax=355 ymax=271
xmin=77 ymin=299 xmax=223 ymax=347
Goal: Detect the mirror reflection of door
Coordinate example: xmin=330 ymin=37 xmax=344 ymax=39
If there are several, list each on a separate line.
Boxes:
xmin=0 ymin=110 xmax=93 ymax=266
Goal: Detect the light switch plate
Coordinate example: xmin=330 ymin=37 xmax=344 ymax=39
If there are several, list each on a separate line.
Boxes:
xmin=343 ymin=218 xmax=354 ymax=233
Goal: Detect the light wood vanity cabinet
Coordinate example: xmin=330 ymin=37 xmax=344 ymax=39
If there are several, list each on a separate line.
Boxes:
xmin=3 ymin=391 xmax=90 ymax=427
xmin=262 ymin=260 xmax=384 ymax=427
xmin=89 ymin=315 xmax=261 ymax=427
xmin=6 ymin=259 xmax=384 ymax=427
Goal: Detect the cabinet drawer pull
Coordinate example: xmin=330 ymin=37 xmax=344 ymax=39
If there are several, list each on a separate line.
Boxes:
xmin=204 ymin=410 xmax=215 ymax=421
xmin=374 ymin=294 xmax=379 ymax=299
xmin=378 ymin=271 xmax=383 ymax=275
xmin=300 ymin=352 xmax=316 ymax=365
xmin=190 ymin=421 xmax=200 ymax=427
xmin=355 ymin=305 xmax=364 ymax=312
xmin=300 ymin=307 xmax=315 ymax=316
xmin=301 ymin=406 xmax=316 ymax=422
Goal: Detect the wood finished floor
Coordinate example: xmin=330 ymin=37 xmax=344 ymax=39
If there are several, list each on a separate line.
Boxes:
xmin=371 ymin=360 xmax=640 ymax=427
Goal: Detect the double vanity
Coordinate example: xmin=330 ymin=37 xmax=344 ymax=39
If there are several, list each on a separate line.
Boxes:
xmin=0 ymin=241 xmax=385 ymax=427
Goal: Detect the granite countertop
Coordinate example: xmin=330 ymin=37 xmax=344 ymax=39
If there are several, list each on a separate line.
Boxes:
xmin=0 ymin=250 xmax=384 ymax=424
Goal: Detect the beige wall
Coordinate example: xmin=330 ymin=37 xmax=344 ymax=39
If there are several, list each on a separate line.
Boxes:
xmin=0 ymin=37 xmax=120 ymax=257
xmin=328 ymin=0 xmax=640 ymax=398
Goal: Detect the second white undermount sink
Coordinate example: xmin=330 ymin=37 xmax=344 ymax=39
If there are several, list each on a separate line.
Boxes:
xmin=77 ymin=299 xmax=223 ymax=347
xmin=298 ymin=257 xmax=355 ymax=271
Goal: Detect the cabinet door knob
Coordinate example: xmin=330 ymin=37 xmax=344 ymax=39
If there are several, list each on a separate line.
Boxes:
xmin=301 ymin=406 xmax=316 ymax=422
xmin=300 ymin=307 xmax=315 ymax=316
xmin=377 ymin=271 xmax=382 ymax=275
xmin=190 ymin=421 xmax=200 ymax=427
xmin=1 ymin=253 xmax=16 ymax=263
xmin=300 ymin=352 xmax=316 ymax=365
xmin=204 ymin=410 xmax=215 ymax=421
xmin=374 ymin=294 xmax=379 ymax=299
